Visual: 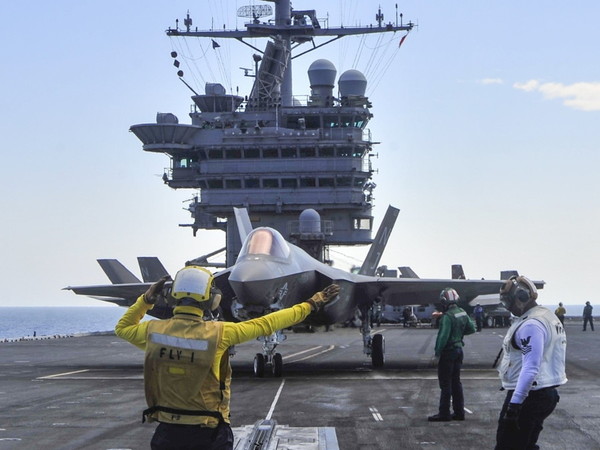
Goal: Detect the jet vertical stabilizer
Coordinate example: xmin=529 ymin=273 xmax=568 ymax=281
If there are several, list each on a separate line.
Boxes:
xmin=138 ymin=257 xmax=170 ymax=282
xmin=358 ymin=206 xmax=400 ymax=276
xmin=501 ymin=270 xmax=519 ymax=280
xmin=398 ymin=267 xmax=420 ymax=279
xmin=97 ymin=259 xmax=141 ymax=284
xmin=452 ymin=264 xmax=466 ymax=280
xmin=234 ymin=207 xmax=254 ymax=243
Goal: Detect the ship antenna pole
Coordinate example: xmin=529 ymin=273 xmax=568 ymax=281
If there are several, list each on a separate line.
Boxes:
xmin=178 ymin=76 xmax=199 ymax=96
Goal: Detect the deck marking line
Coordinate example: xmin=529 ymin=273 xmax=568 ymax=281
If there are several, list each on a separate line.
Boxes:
xmin=369 ymin=406 xmax=383 ymax=421
xmin=265 ymin=379 xmax=285 ymax=421
xmin=286 ymin=345 xmax=335 ymax=362
xmin=282 ymin=346 xmax=323 ymax=360
xmin=464 ymin=407 xmax=473 ymax=414
xmin=38 ymin=369 xmax=90 ymax=379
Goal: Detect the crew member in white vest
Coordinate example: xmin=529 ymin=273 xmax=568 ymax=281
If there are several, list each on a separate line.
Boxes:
xmin=495 ymin=276 xmax=567 ymax=450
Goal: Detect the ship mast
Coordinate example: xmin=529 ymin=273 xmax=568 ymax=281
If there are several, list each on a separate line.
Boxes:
xmin=166 ymin=1 xmax=414 ymax=106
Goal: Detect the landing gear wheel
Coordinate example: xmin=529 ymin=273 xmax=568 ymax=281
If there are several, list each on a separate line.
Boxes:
xmin=371 ymin=333 xmax=385 ymax=368
xmin=254 ymin=353 xmax=265 ymax=377
xmin=272 ymin=353 xmax=283 ymax=377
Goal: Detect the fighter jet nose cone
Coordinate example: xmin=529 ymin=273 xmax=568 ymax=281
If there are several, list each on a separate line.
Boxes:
xmin=229 ymin=259 xmax=277 ymax=283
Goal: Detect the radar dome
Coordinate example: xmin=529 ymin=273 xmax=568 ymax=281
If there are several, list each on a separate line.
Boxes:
xmin=339 ymin=69 xmax=367 ymax=97
xmin=308 ymin=59 xmax=336 ymax=88
xmin=299 ymin=209 xmax=321 ymax=233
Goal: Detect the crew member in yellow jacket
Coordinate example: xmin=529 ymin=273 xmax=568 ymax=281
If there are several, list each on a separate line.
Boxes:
xmin=115 ymin=264 xmax=339 ymax=450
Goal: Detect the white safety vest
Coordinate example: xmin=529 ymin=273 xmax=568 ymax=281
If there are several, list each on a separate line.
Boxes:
xmin=498 ymin=306 xmax=567 ymax=390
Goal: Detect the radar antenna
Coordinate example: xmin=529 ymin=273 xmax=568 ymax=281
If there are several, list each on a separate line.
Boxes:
xmin=237 ymin=5 xmax=273 ymax=19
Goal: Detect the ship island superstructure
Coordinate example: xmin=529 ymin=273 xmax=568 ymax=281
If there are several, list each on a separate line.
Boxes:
xmin=130 ymin=1 xmax=413 ymax=266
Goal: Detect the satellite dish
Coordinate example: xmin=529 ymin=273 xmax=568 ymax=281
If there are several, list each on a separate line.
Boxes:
xmin=237 ymin=4 xmax=273 ymax=18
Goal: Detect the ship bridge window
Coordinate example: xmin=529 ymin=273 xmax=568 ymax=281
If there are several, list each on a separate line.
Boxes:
xmin=300 ymin=148 xmax=316 ymax=158
xmin=305 ymin=116 xmax=320 ymax=129
xmin=353 ymin=217 xmax=372 ymax=231
xmin=225 ymin=149 xmax=242 ymax=159
xmin=338 ymin=147 xmax=352 ymax=157
xmin=284 ymin=116 xmax=301 ymax=129
xmin=281 ymin=148 xmax=297 ymax=158
xmin=355 ymin=119 xmax=365 ymax=128
xmin=300 ymin=177 xmax=316 ymax=187
xmin=225 ymin=179 xmax=242 ymax=189
xmin=325 ymin=116 xmax=339 ymax=128
xmin=319 ymin=147 xmax=334 ymax=157
xmin=263 ymin=178 xmax=279 ymax=188
xmin=208 ymin=149 xmax=223 ymax=159
xmin=174 ymin=157 xmax=196 ymax=168
xmin=340 ymin=115 xmax=354 ymax=127
xmin=244 ymin=148 xmax=260 ymax=158
xmin=263 ymin=148 xmax=278 ymax=158
xmin=337 ymin=176 xmax=352 ymax=187
xmin=353 ymin=148 xmax=364 ymax=157
xmin=353 ymin=177 xmax=367 ymax=187
xmin=263 ymin=148 xmax=279 ymax=158
xmin=245 ymin=178 xmax=260 ymax=188
xmin=281 ymin=178 xmax=297 ymax=188
xmin=240 ymin=228 xmax=290 ymax=259
xmin=319 ymin=177 xmax=335 ymax=187
xmin=207 ymin=179 xmax=223 ymax=189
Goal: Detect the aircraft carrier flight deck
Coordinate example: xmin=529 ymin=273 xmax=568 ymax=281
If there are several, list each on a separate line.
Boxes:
xmin=1 ymin=320 xmax=598 ymax=449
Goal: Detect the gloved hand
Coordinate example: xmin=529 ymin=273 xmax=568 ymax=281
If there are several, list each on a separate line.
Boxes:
xmin=306 ymin=284 xmax=340 ymax=312
xmin=143 ymin=276 xmax=172 ymax=305
xmin=501 ymin=402 xmax=522 ymax=430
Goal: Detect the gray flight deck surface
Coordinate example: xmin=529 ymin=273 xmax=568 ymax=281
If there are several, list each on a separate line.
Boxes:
xmin=1 ymin=320 xmax=598 ymax=449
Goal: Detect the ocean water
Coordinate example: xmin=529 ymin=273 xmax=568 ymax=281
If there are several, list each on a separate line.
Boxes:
xmin=0 ymin=307 xmax=127 ymax=340
xmin=0 ymin=305 xmax=592 ymax=341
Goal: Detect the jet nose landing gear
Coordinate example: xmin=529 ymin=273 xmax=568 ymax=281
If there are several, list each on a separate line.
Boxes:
xmin=253 ymin=331 xmax=286 ymax=377
xmin=253 ymin=352 xmax=284 ymax=377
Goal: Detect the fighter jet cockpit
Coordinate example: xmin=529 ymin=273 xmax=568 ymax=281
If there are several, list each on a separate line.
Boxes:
xmin=239 ymin=228 xmax=291 ymax=260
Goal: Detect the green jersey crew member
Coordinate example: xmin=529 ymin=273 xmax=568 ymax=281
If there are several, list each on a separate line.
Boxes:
xmin=115 ymin=265 xmax=340 ymax=450
xmin=428 ymin=287 xmax=476 ymax=422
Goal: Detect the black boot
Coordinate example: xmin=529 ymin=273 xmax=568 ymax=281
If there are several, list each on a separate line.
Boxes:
xmin=428 ymin=414 xmax=451 ymax=422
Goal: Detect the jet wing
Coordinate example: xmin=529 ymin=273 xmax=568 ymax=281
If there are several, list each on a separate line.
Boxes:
xmin=63 ymin=283 xmax=175 ymax=319
xmin=63 ymin=282 xmax=151 ymax=300
xmin=352 ymin=277 xmax=543 ymax=307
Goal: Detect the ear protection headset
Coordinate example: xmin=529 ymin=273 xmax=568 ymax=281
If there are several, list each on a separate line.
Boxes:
xmin=500 ymin=275 xmax=538 ymax=304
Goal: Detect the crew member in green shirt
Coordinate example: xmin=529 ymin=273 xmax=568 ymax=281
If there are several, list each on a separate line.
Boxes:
xmin=428 ymin=287 xmax=476 ymax=422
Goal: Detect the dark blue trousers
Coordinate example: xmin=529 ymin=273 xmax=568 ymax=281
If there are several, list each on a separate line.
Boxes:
xmin=437 ymin=347 xmax=464 ymax=417
xmin=495 ymin=388 xmax=559 ymax=450
xmin=151 ymin=422 xmax=234 ymax=450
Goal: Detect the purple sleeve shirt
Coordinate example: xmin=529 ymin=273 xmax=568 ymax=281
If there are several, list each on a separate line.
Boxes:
xmin=511 ymin=319 xmax=548 ymax=404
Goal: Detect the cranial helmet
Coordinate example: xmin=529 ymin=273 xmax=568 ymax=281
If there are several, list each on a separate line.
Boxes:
xmin=499 ymin=275 xmax=538 ymax=306
xmin=439 ymin=288 xmax=460 ymax=308
xmin=171 ymin=265 xmax=221 ymax=311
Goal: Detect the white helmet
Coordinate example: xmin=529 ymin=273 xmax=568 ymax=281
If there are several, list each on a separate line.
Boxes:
xmin=171 ymin=266 xmax=221 ymax=310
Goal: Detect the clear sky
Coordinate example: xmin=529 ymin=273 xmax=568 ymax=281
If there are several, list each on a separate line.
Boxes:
xmin=1 ymin=1 xmax=598 ymax=308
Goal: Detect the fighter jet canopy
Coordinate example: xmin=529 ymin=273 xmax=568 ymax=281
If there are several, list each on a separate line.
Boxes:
xmin=239 ymin=228 xmax=291 ymax=259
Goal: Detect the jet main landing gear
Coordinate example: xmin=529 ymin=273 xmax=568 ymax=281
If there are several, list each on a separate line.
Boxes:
xmin=360 ymin=306 xmax=385 ymax=368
